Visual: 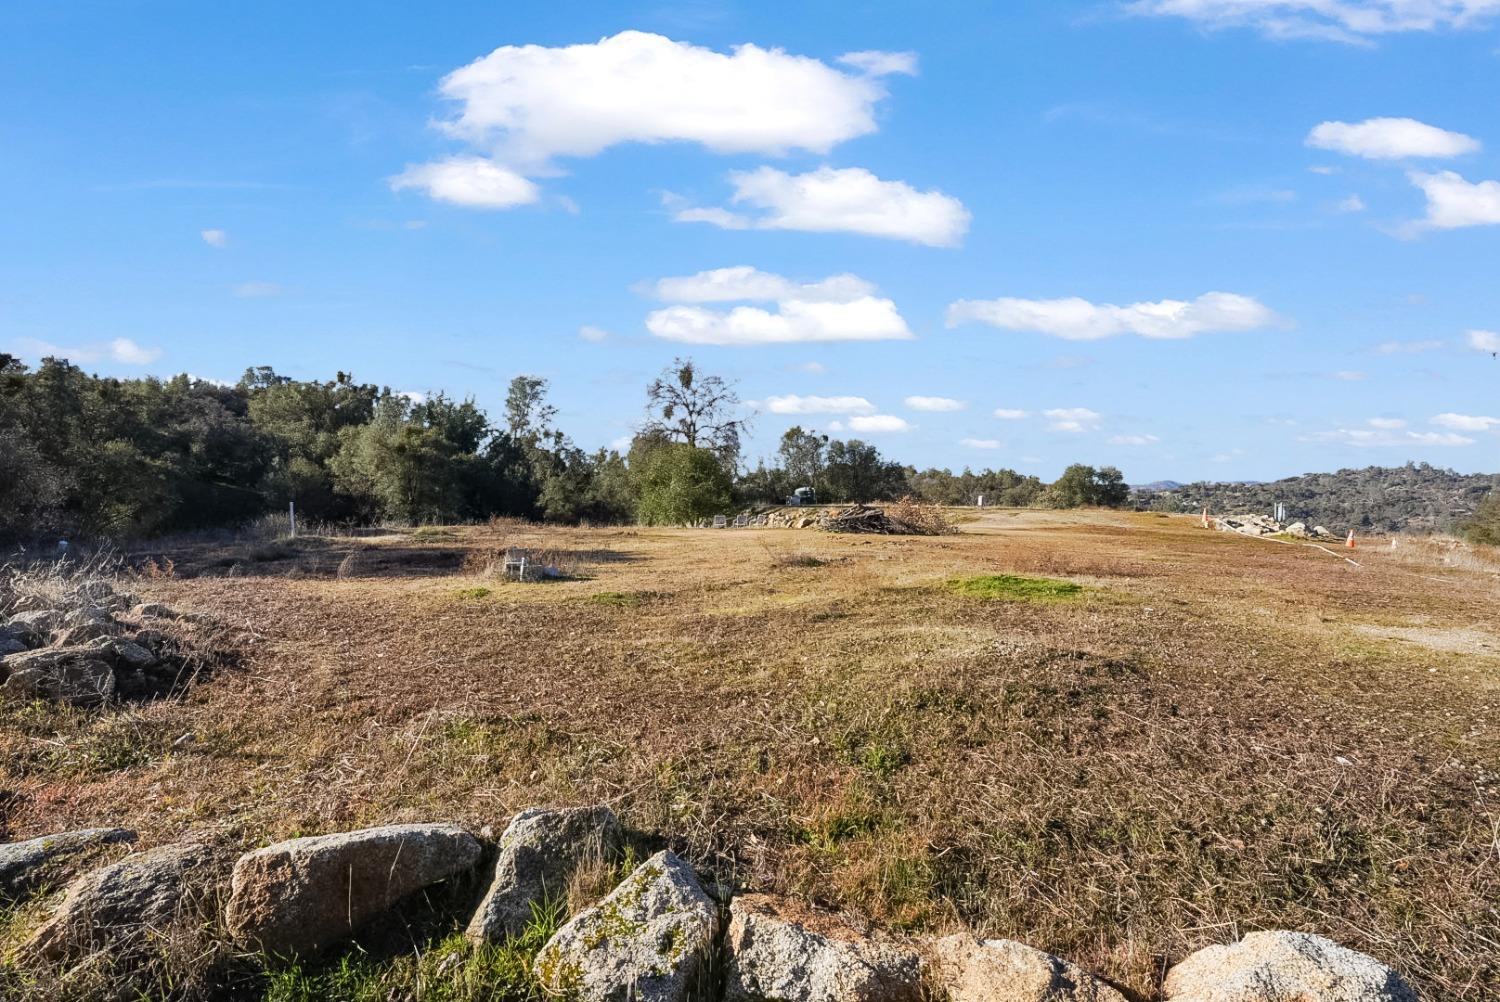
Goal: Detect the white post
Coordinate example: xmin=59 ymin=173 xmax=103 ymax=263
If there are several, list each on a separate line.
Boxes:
xmin=289 ymin=500 xmax=297 ymax=538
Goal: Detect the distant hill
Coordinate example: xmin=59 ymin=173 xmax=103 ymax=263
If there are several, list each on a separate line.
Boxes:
xmin=1132 ymin=480 xmax=1183 ymax=491
xmin=1132 ymin=463 xmax=1500 ymax=534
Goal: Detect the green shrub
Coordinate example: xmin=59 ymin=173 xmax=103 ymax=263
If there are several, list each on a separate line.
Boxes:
xmin=1466 ymin=494 xmax=1500 ymax=546
xmin=634 ymin=444 xmax=732 ymax=526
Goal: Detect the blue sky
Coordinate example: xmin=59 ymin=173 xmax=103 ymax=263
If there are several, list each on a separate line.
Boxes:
xmin=3 ymin=0 xmax=1498 ymax=482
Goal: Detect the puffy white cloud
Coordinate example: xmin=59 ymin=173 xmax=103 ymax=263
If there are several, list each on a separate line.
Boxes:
xmin=649 ymin=266 xmax=872 ymax=304
xmin=847 ymin=414 xmax=910 ymax=433
xmin=1044 ymin=407 xmax=1102 ymax=433
xmin=646 ymin=267 xmax=912 ymax=346
xmin=1108 ymin=433 xmax=1161 ymax=446
xmin=389 ymin=156 xmax=540 ymax=209
xmin=1431 ymin=412 xmax=1500 ymax=431
xmin=578 ymin=325 xmax=610 ymax=342
xmin=432 ymin=31 xmax=903 ymax=168
xmin=948 ymin=291 xmax=1278 ymax=340
xmin=1307 ymin=118 xmax=1480 ymax=159
xmin=233 ymin=281 xmax=282 ymax=298
xmin=674 ymin=166 xmax=970 ymax=247
xmin=1336 ymin=194 xmax=1367 ymax=213
xmin=1469 ymin=329 xmax=1500 ymax=352
xmin=200 ymin=228 xmax=228 ymax=248
xmin=763 ymin=394 xmax=876 ymax=415
xmin=961 ymin=438 xmax=1002 ymax=449
xmin=11 ymin=336 xmax=162 ymax=366
xmin=904 ymin=395 xmax=965 ymax=412
xmin=993 ymin=408 xmax=1030 ymax=419
xmin=398 ymin=390 xmax=428 ymax=405
xmin=1126 ymin=0 xmax=1500 ymax=42
xmin=1407 ymin=170 xmax=1500 ymax=231
xmin=1302 ymin=427 xmax=1474 ymax=447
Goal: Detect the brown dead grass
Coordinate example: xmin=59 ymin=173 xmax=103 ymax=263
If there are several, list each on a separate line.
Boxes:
xmin=2 ymin=511 xmax=1498 ymax=999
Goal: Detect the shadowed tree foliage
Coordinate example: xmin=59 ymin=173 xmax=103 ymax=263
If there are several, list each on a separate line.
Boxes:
xmin=634 ymin=444 xmax=733 ymax=525
xmin=1467 ymin=494 xmax=1500 ymax=545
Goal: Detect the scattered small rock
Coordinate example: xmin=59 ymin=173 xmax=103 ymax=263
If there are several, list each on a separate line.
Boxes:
xmin=53 ymin=620 xmax=118 ymax=646
xmin=932 ymin=933 xmax=1127 ymax=1002
xmin=0 ymin=828 xmax=137 ymax=902
xmin=225 ymin=823 xmax=481 ymax=956
xmin=466 ymin=805 xmax=622 ymax=944
xmin=129 ymin=602 xmax=177 ymax=620
xmin=724 ymin=894 xmax=923 ymax=1002
xmin=1164 ymin=931 xmax=1417 ymax=1002
xmin=22 ymin=843 xmax=216 ymax=962
xmin=6 ymin=608 xmax=63 ymax=638
xmin=534 ymin=849 xmax=719 ymax=1002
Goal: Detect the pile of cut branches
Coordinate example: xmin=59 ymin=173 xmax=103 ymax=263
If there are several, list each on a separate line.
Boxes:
xmin=820 ymin=498 xmax=956 ymax=536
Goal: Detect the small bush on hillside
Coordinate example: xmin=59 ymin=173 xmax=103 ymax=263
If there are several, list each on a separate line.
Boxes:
xmin=1465 ymin=494 xmax=1500 ymax=546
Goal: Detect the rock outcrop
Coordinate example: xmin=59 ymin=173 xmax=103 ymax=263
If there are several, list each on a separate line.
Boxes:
xmin=533 ymin=849 xmax=720 ymax=1002
xmin=0 ymin=647 xmax=116 ymax=705
xmin=22 ymin=843 xmax=215 ymax=962
xmin=931 ymin=933 xmax=1128 ymax=1002
xmin=723 ymin=894 xmax=922 ymax=1002
xmin=1164 ymin=931 xmax=1418 ymax=1002
xmin=0 ymin=827 xmax=136 ymax=902
xmin=466 ymin=805 xmax=622 ymax=944
xmin=224 ymin=823 xmax=481 ymax=956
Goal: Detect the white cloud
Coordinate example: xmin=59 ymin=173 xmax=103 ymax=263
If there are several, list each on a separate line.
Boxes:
xmin=1307 ymin=165 xmax=1340 ymax=175
xmin=961 ymin=438 xmax=1002 ymax=449
xmin=649 ymin=266 xmax=872 ymax=304
xmin=1302 ymin=427 xmax=1475 ymax=447
xmin=609 ymin=435 xmax=634 ymax=452
xmin=674 ymin=166 xmax=971 ymax=247
xmin=1336 ymin=194 xmax=1367 ymax=213
xmin=1375 ymin=338 xmax=1443 ymax=354
xmin=399 ymin=390 xmax=428 ymax=405
xmin=1307 ymin=118 xmax=1480 ymax=160
xmin=993 ymin=408 xmax=1030 ymax=419
xmin=1044 ymin=407 xmax=1102 ymax=433
xmin=233 ymin=281 xmax=282 ymax=298
xmin=904 ymin=395 xmax=965 ymax=412
xmin=11 ymin=336 xmax=162 ymax=366
xmin=1468 ymin=329 xmax=1500 ymax=352
xmin=390 ymin=156 xmax=540 ymax=209
xmin=763 ymin=394 xmax=876 ymax=415
xmin=1367 ymin=417 xmax=1407 ymax=429
xmin=410 ymin=31 xmax=908 ymax=208
xmin=1127 ymin=1 xmax=1500 ymax=42
xmin=948 ymin=291 xmax=1278 ymax=340
xmin=847 ymin=414 xmax=910 ymax=433
xmin=1108 ymin=433 xmax=1161 ymax=446
xmin=578 ymin=325 xmax=611 ymax=342
xmin=646 ymin=267 xmax=912 ymax=346
xmin=1407 ymin=170 xmax=1500 ymax=231
xmin=797 ymin=361 xmax=827 ymax=375
xmin=200 ymin=228 xmax=228 ymax=248
xmin=837 ymin=50 xmax=919 ymax=76
xmin=1431 ymin=412 xmax=1500 ymax=431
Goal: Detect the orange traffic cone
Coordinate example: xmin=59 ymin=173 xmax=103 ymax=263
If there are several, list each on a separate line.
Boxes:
xmin=1346 ymin=529 xmax=1356 ymax=549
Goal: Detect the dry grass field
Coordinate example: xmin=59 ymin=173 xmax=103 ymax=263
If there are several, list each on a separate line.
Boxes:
xmin=3 ymin=510 xmax=1499 ymax=999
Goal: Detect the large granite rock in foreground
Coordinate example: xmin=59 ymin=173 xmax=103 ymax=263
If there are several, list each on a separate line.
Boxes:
xmin=1164 ymin=931 xmax=1418 ymax=1002
xmin=0 ymin=827 xmax=136 ymax=902
xmin=724 ymin=894 xmax=922 ymax=1002
xmin=225 ymin=823 xmax=481 ymax=956
xmin=22 ymin=843 xmax=215 ymax=962
xmin=466 ymin=804 xmax=622 ymax=944
xmin=533 ymin=849 xmax=719 ymax=1002
xmin=0 ymin=646 xmax=116 ymax=705
xmin=932 ymin=933 xmax=1128 ymax=1002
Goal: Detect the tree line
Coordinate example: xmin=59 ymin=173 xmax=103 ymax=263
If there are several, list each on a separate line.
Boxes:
xmin=0 ymin=353 xmax=1131 ymax=541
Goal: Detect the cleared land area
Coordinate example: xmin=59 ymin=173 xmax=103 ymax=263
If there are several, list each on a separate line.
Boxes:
xmin=4 ymin=510 xmax=1498 ymax=998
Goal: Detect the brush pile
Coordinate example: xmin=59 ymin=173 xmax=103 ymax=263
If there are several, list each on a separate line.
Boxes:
xmin=821 ymin=498 xmax=956 ymax=536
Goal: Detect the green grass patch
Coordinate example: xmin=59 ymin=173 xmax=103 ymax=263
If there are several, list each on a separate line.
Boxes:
xmin=945 ymin=574 xmax=1083 ymax=602
xmin=454 ymin=586 xmax=493 ymax=600
xmin=588 ymin=591 xmax=654 ymax=608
